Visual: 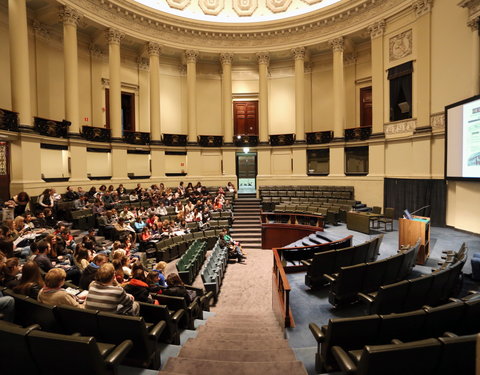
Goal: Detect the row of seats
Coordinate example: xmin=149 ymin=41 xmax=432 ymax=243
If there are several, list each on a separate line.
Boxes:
xmin=278 ymin=235 xmax=353 ymax=265
xmin=261 ymin=190 xmax=353 ymax=199
xmin=176 ymin=240 xmax=208 ymax=285
xmin=303 ymin=235 xmax=383 ymax=289
xmin=0 ymin=320 xmax=133 ymax=375
xmin=359 ymin=252 xmax=466 ymax=315
xmin=325 ymin=241 xmax=420 ymax=307
xmin=201 ymin=240 xmax=229 ymax=303
xmin=259 ymin=185 xmax=354 ymax=192
xmin=3 ymin=289 xmax=167 ymax=369
xmin=154 ymin=229 xmax=222 ymax=262
xmin=333 ymin=334 xmax=475 ymax=375
xmin=309 ymin=294 xmax=480 ymax=373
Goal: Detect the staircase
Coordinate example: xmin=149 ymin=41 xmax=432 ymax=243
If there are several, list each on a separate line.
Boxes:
xmin=230 ymin=193 xmax=262 ymax=251
xmin=160 ymin=313 xmax=307 ymax=375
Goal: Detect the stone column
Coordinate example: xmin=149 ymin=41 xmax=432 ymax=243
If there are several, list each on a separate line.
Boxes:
xmin=60 ymin=6 xmax=82 ymax=135
xmin=257 ymin=52 xmax=270 ymax=143
xmin=467 ymin=16 xmax=480 ymax=95
xmin=220 ymin=53 xmax=234 ymax=144
xmin=106 ymin=28 xmax=124 ymax=140
xmin=8 ymin=0 xmax=31 ymax=126
xmin=185 ymin=50 xmax=199 ymax=143
xmin=368 ymin=20 xmax=386 ymax=134
xmin=329 ymin=37 xmax=346 ymax=139
xmin=148 ymin=42 xmax=162 ymax=143
xmin=292 ymin=47 xmax=306 ymax=142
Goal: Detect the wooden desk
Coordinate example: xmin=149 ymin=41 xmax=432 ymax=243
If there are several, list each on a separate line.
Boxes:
xmin=399 ymin=215 xmax=431 ymax=265
xmin=346 ymin=211 xmax=383 ymax=234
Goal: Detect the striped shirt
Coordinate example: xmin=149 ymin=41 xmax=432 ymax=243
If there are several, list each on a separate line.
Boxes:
xmin=84 ymin=281 xmax=133 ymax=314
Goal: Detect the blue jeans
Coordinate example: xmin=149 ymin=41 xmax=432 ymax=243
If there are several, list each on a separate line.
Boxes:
xmin=0 ymin=292 xmax=14 ymax=322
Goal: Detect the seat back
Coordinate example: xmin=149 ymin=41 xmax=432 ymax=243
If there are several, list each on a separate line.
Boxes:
xmin=97 ymin=311 xmax=153 ymax=366
xmin=357 ymin=338 xmax=441 ymax=375
xmin=366 ymin=235 xmax=383 ymax=262
xmin=308 ymin=249 xmax=337 ymax=284
xmin=351 ymin=241 xmax=371 ymax=265
xmin=27 ymin=330 xmax=111 ymax=375
xmin=441 ymin=259 xmax=465 ymax=301
xmin=54 ymin=305 xmax=100 ymax=337
xmin=398 ymin=244 xmax=417 ymax=280
xmin=462 ymin=298 xmax=480 ymax=335
xmin=372 ymin=206 xmax=382 ymax=214
xmin=381 ymin=252 xmax=405 ymax=285
xmin=0 ymin=321 xmax=39 ymax=375
xmin=402 ymin=274 xmax=434 ymax=312
xmin=378 ymin=309 xmax=427 ymax=344
xmin=423 ymin=301 xmax=465 ymax=338
xmin=330 ymin=263 xmax=366 ymax=306
xmin=371 ymin=280 xmax=410 ymax=315
xmin=322 ymin=314 xmax=381 ymax=370
xmin=138 ymin=302 xmax=180 ymax=345
xmin=362 ymin=258 xmax=389 ymax=294
xmin=436 ymin=334 xmax=476 ymax=375
xmin=334 ymin=247 xmax=355 ymax=270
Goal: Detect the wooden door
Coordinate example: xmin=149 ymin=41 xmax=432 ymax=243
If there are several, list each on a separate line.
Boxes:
xmin=234 ymin=101 xmax=258 ymax=136
xmin=105 ymin=90 xmax=136 ymax=133
xmin=0 ymin=142 xmax=10 ymax=201
xmin=360 ymin=87 xmax=372 ymax=127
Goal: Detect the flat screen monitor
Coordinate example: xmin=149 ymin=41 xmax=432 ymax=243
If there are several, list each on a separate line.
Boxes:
xmin=445 ymin=95 xmax=480 ymax=181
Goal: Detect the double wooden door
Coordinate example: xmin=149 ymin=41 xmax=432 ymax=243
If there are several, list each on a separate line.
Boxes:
xmin=233 ymin=101 xmax=258 ymax=136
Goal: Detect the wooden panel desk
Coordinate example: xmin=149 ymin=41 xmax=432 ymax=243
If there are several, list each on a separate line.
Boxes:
xmin=346 ymin=211 xmax=383 ymax=234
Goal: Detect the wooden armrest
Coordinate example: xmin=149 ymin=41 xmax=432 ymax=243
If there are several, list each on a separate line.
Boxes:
xmin=322 ymin=274 xmax=336 ymax=282
xmin=391 ymin=339 xmax=403 ymax=344
xmin=308 ymin=323 xmax=325 ymax=344
xmin=171 ymin=309 xmax=185 ymax=323
xmin=357 ymin=292 xmax=374 ymax=303
xmin=300 ymin=260 xmax=311 ymax=267
xmin=442 ymin=332 xmax=458 ymax=338
xmin=331 ymin=346 xmax=357 ymax=374
xmin=105 ymin=339 xmax=133 ymax=368
xmin=148 ymin=321 xmax=166 ymax=341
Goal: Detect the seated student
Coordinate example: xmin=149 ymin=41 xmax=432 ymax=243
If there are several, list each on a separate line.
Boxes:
xmin=74 ymin=245 xmax=92 ymax=271
xmin=146 ymin=271 xmax=163 ymax=294
xmin=123 ymin=268 xmax=153 ymax=303
xmin=79 ymin=253 xmax=109 ymax=290
xmin=218 ymin=228 xmax=246 ymax=263
xmin=163 ymin=273 xmax=193 ymax=304
xmin=38 ymin=268 xmax=83 ymax=308
xmin=0 ymin=257 xmax=21 ymax=288
xmin=85 ymin=263 xmax=139 ymax=315
xmin=152 ymin=261 xmax=168 ymax=288
xmin=13 ymin=260 xmax=44 ymax=299
xmin=34 ymin=241 xmax=54 ymax=273
xmin=0 ymin=291 xmax=14 ymax=322
xmin=65 ymin=186 xmax=79 ymax=201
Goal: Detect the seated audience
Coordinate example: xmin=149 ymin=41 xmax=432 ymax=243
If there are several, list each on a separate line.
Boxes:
xmin=163 ymin=273 xmax=193 ymax=304
xmin=85 ymin=263 xmax=139 ymax=315
xmin=124 ymin=268 xmax=153 ymax=303
xmin=79 ymin=253 xmax=109 ymax=290
xmin=13 ymin=260 xmax=44 ymax=299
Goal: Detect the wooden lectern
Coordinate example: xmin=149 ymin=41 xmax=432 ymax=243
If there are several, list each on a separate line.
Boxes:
xmin=399 ymin=215 xmax=431 ymax=265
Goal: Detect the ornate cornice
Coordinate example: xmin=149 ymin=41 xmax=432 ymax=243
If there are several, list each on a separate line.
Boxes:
xmin=106 ymin=28 xmax=125 ymax=45
xmin=220 ymin=52 xmax=234 ymax=65
xmin=199 ymin=0 xmax=225 ymax=15
xmin=412 ymin=0 xmax=433 ymax=18
xmin=185 ymin=49 xmax=199 ymax=63
xmin=60 ymin=0 xmax=412 ymax=52
xmin=329 ymin=37 xmax=344 ymax=52
xmin=368 ymin=19 xmax=386 ymax=39
xmin=431 ymin=112 xmax=445 ymax=132
xmin=291 ymin=47 xmax=306 ymax=61
xmin=384 ymin=119 xmax=416 ymax=136
xmin=59 ymin=5 xmax=82 ymax=27
xmin=267 ymin=0 xmax=293 ymax=14
xmin=459 ymin=0 xmax=480 ymax=30
xmin=344 ymin=54 xmax=357 ymax=66
xmin=256 ymin=52 xmax=270 ymax=65
xmin=147 ymin=41 xmax=162 ymax=57
xmin=166 ymin=0 xmax=192 ymax=10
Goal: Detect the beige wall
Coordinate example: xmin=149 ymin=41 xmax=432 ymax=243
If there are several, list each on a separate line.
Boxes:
xmin=197 ymin=75 xmax=222 ymax=135
xmin=86 ymin=151 xmax=112 ymax=177
xmin=268 ymin=75 xmax=295 ymax=135
xmin=127 ymin=153 xmax=151 ymax=176
xmin=40 ymin=148 xmax=69 ymax=179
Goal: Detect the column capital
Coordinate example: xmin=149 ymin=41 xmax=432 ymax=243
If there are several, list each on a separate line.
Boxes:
xmin=329 ymin=37 xmax=344 ymax=53
xmin=256 ymin=52 xmax=270 ymax=65
xmin=368 ymin=20 xmax=386 ymax=39
xmin=137 ymin=57 xmax=150 ymax=71
xmin=59 ymin=5 xmax=82 ymax=27
xmin=220 ymin=52 xmax=234 ymax=65
xmin=459 ymin=0 xmax=480 ymax=29
xmin=147 ymin=42 xmax=162 ymax=57
xmin=291 ymin=47 xmax=306 ymax=61
xmin=185 ymin=50 xmax=199 ymax=63
xmin=106 ymin=28 xmax=125 ymax=45
xmin=32 ymin=20 xmax=50 ymax=41
xmin=412 ymin=0 xmax=433 ymax=18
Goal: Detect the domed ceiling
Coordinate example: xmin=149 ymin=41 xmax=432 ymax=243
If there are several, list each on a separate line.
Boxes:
xmin=132 ymin=0 xmax=342 ymax=23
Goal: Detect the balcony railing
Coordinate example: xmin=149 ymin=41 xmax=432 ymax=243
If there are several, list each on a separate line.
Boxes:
xmin=0 ymin=108 xmax=19 ymax=132
xmin=124 ymin=131 xmax=150 ymax=145
xmin=306 ymin=131 xmax=333 ymax=144
xmin=198 ymin=135 xmax=223 ymax=147
xmin=163 ymin=134 xmax=187 ymax=146
xmin=233 ymin=135 xmax=259 ymax=147
xmin=344 ymin=126 xmax=372 ymax=141
xmin=34 ymin=117 xmax=70 ymax=138
xmin=270 ymin=133 xmax=295 ymax=146
xmin=81 ymin=126 xmax=111 ymax=142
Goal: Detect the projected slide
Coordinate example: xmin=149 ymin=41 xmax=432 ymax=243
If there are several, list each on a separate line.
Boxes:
xmin=463 ymin=101 xmax=480 ymax=177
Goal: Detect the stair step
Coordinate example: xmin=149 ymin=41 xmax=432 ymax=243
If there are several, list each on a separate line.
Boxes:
xmin=182 ymin=337 xmax=290 ymax=350
xmin=196 ymin=325 xmax=283 ymax=337
xmin=177 ymin=347 xmax=296 ymax=363
xmin=162 ymin=358 xmax=308 ymax=375
xmin=205 ymin=321 xmax=280 ymax=329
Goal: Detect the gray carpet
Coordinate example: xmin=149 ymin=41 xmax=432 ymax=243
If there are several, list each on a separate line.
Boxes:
xmin=285 ymin=221 xmax=480 ymax=374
